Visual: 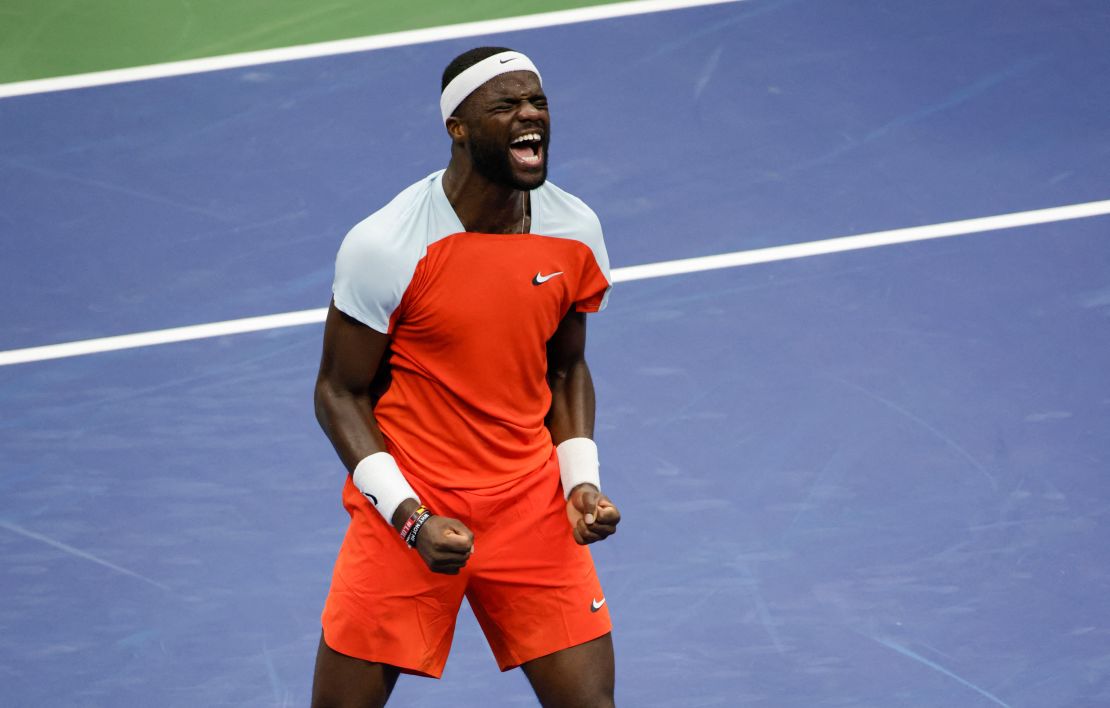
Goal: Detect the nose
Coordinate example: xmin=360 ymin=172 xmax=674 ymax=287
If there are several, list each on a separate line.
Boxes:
xmin=518 ymin=99 xmax=546 ymax=121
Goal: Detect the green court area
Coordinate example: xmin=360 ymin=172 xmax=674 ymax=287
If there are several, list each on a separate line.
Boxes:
xmin=0 ymin=0 xmax=620 ymax=84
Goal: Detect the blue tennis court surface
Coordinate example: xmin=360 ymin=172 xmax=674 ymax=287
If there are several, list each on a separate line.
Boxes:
xmin=2 ymin=1 xmax=1109 ymax=705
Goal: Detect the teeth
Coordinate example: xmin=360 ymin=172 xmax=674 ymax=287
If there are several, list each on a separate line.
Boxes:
xmin=511 ymin=132 xmax=542 ymax=145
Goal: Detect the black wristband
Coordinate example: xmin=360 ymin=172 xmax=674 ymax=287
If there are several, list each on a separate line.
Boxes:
xmin=405 ymin=510 xmax=433 ymax=548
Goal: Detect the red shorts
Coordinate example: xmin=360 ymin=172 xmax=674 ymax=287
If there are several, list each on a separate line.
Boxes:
xmin=320 ymin=452 xmax=611 ymax=678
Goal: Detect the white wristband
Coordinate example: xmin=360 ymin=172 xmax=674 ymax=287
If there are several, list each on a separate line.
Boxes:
xmin=556 ymin=437 xmax=601 ymax=499
xmin=351 ymin=452 xmax=418 ymax=524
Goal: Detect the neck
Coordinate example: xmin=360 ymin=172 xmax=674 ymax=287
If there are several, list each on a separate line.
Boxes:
xmin=442 ymin=156 xmax=529 ymax=234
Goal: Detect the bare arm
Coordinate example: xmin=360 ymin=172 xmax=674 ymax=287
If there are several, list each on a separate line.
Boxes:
xmin=546 ymin=310 xmax=620 ymax=544
xmin=315 ymin=300 xmax=473 ymax=571
xmin=545 ymin=310 xmax=595 ymax=444
xmin=314 ymin=301 xmax=391 ymax=472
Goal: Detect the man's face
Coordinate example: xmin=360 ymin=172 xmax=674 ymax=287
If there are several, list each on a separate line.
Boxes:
xmin=458 ymin=71 xmax=550 ymax=190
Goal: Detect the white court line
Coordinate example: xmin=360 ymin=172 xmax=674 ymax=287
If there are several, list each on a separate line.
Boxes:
xmin=611 ymin=198 xmax=1110 ymax=281
xmin=0 ymin=0 xmax=743 ymax=99
xmin=2 ymin=198 xmax=1107 ymax=368
xmin=0 ymin=309 xmax=329 ymax=367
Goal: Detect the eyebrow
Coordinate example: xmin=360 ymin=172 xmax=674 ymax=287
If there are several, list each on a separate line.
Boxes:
xmin=488 ymin=87 xmax=546 ymax=101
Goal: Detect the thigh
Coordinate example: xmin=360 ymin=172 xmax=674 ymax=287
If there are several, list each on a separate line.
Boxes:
xmin=322 ymin=476 xmax=468 ymax=677
xmin=311 ymin=632 xmax=400 ymax=708
xmin=464 ymin=461 xmax=612 ymax=670
xmin=521 ymin=632 xmax=615 ymax=708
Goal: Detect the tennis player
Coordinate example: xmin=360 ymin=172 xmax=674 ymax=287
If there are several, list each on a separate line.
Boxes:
xmin=310 ymin=47 xmax=621 ymax=707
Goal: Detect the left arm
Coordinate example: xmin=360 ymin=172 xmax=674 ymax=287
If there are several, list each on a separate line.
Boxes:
xmin=546 ymin=310 xmax=620 ymax=545
xmin=546 ymin=310 xmax=595 ymax=443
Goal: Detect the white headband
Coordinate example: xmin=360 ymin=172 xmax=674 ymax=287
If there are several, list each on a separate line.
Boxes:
xmin=440 ymin=51 xmax=542 ymax=124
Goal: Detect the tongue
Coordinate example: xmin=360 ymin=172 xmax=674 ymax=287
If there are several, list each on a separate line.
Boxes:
xmin=511 ymin=144 xmax=538 ymax=164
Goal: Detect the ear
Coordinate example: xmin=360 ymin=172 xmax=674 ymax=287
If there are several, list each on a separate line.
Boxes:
xmin=445 ymin=116 xmax=467 ymax=143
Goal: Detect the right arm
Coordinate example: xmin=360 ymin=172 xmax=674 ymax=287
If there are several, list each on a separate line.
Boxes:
xmin=314 ymin=300 xmax=474 ymax=573
xmin=314 ymin=301 xmax=392 ymax=475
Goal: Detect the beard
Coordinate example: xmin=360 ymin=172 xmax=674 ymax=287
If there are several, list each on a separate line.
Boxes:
xmin=467 ymin=131 xmax=548 ymax=190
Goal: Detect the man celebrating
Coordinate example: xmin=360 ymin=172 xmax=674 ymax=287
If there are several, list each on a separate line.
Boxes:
xmin=310 ymin=47 xmax=621 ymax=707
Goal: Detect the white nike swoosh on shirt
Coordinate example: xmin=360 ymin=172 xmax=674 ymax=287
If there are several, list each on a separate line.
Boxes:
xmin=533 ymin=271 xmax=564 ymax=284
xmin=591 ymin=597 xmax=606 ymax=611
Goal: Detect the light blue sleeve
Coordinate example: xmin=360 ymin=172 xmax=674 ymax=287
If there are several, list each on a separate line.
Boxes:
xmin=332 ymin=217 xmax=417 ymax=334
xmin=576 ymin=205 xmax=612 ymax=312
xmin=533 ymin=181 xmax=612 ymax=311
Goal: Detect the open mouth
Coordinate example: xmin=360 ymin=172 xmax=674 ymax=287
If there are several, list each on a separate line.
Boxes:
xmin=509 ymin=132 xmax=544 ymax=168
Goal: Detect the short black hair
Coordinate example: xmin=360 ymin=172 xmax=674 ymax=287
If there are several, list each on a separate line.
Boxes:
xmin=441 ymin=46 xmax=515 ymax=92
